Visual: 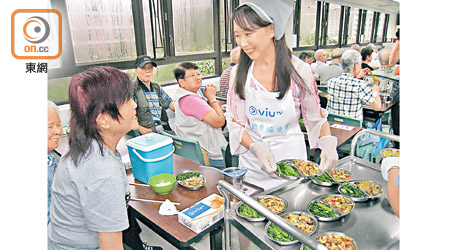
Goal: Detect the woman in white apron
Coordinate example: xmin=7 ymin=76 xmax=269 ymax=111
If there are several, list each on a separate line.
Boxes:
xmin=227 ymin=0 xmax=339 ymax=191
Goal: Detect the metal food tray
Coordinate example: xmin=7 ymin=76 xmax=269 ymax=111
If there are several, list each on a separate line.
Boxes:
xmin=265 ymin=211 xmax=318 ymax=246
xmin=339 ymin=180 xmax=385 ymax=202
xmin=308 ymin=194 xmax=355 ymax=222
xmin=311 ymin=169 xmax=352 ymax=187
xmin=218 ymin=129 xmax=400 ymax=250
xmin=276 ymin=159 xmax=321 ymax=179
xmin=175 ymin=170 xmax=206 ymax=191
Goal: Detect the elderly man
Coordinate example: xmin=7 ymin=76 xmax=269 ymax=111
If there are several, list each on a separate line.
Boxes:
xmin=327 ymin=49 xmax=382 ymax=120
xmin=217 ymin=46 xmax=241 ymax=98
xmin=374 ymin=48 xmax=393 ymax=73
xmin=350 ymin=43 xmax=361 ymax=52
xmin=312 ymin=49 xmax=328 ymax=74
xmin=133 ymin=55 xmax=175 ymax=135
xmin=299 ymin=51 xmax=313 ymax=64
xmin=316 ymin=48 xmax=344 ymax=85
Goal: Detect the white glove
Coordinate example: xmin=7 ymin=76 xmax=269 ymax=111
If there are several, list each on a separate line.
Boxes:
xmin=380 ymin=157 xmax=400 ymax=181
xmin=318 ymin=136 xmax=339 ymax=172
xmin=249 ymin=142 xmax=277 ymax=178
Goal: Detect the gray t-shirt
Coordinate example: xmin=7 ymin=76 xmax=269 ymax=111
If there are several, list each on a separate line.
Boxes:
xmin=317 ymin=62 xmax=344 ymax=85
xmin=48 ymin=140 xmax=130 ymax=250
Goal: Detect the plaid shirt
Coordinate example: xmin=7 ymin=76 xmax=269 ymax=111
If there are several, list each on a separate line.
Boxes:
xmin=327 ymin=73 xmax=376 ymax=120
xmin=217 ymin=65 xmax=234 ymax=98
xmin=140 ymin=82 xmax=173 ymax=125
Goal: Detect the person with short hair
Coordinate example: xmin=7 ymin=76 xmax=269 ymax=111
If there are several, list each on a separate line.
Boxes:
xmin=360 ymin=47 xmax=375 ymax=71
xmin=316 ymin=48 xmax=344 ymax=84
xmin=217 ymin=46 xmax=241 ymax=98
xmin=299 ymin=51 xmax=313 ymax=64
xmin=350 ymin=43 xmax=361 ymax=52
xmin=313 ymin=49 xmax=328 ymax=74
xmin=48 ymin=66 xmax=158 ymax=250
xmin=376 ymin=48 xmax=393 ymax=73
xmin=133 ymin=55 xmax=175 ymax=135
xmin=173 ymin=62 xmax=227 ymax=167
xmin=327 ymin=50 xmax=382 ymax=120
xmin=47 ymin=100 xmax=62 ymax=224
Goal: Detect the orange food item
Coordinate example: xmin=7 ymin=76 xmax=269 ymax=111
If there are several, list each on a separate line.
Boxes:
xmin=210 ymin=196 xmax=223 ymax=209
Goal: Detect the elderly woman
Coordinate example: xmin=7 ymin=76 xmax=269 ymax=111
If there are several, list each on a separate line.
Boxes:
xmin=48 ymin=66 xmax=145 ymax=250
xmin=173 ymin=62 xmax=228 ymax=167
xmin=327 ymin=49 xmax=382 ymax=120
xmin=47 ymin=100 xmax=62 ymax=224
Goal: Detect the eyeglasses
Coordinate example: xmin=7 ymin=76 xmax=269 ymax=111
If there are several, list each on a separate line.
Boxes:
xmin=184 ymin=73 xmax=202 ymax=79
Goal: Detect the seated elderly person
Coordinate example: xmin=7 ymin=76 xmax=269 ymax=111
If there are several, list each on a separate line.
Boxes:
xmin=173 ymin=62 xmax=227 ymax=167
xmin=361 ymin=47 xmax=375 ymax=71
xmin=373 ymin=48 xmax=393 ymax=73
xmin=312 ymin=49 xmax=328 ymax=74
xmin=316 ymin=48 xmax=344 ymax=84
xmin=133 ymin=55 xmax=175 ymax=135
xmin=47 ymin=100 xmax=63 ymax=224
xmin=327 ymin=49 xmax=382 ymax=120
xmin=299 ymin=51 xmax=313 ymax=65
xmin=217 ymin=46 xmax=241 ymax=99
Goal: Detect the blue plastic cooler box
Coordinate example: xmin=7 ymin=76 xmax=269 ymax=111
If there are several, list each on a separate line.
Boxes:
xmin=126 ymin=133 xmax=174 ymax=184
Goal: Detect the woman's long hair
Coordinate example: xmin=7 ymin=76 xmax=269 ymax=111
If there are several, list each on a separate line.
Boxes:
xmin=233 ymin=5 xmax=310 ymax=100
xmin=66 ymin=66 xmax=134 ymax=165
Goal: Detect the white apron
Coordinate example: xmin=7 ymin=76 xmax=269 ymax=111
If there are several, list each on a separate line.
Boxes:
xmin=240 ymin=68 xmax=308 ymax=191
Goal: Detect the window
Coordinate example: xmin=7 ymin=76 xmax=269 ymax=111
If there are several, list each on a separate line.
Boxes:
xmin=172 ymin=0 xmax=214 ymax=55
xmin=326 ymin=3 xmax=340 ymax=45
xmin=299 ymin=0 xmax=317 ymax=46
xmin=65 ymin=0 xmax=136 ymax=63
xmin=363 ymin=10 xmax=374 ymax=43
xmin=220 ymin=0 xmax=236 ymax=52
xmin=376 ymin=13 xmax=385 ymax=43
xmin=347 ymin=7 xmax=359 ymax=44
xmin=142 ymin=0 xmax=165 ymax=58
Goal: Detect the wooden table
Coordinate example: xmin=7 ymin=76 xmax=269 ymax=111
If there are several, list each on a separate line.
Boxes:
xmin=128 ymin=154 xmax=225 ymax=250
xmin=303 ymin=122 xmax=362 ymax=147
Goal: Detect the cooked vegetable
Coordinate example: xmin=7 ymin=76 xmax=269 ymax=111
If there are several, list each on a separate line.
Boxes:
xmin=282 ymin=213 xmax=316 ymax=234
xmin=329 ymin=169 xmax=351 ymax=182
xmin=304 ymin=233 xmax=356 ymax=250
xmin=179 ymin=176 xmax=205 ymax=187
xmin=267 ymin=223 xmax=296 ymax=242
xmin=340 ymin=184 xmax=368 ymax=198
xmin=321 ymin=195 xmax=354 ymax=214
xmin=258 ymin=196 xmax=286 ymax=214
xmin=308 ymin=202 xmax=339 ymax=218
xmin=177 ymin=171 xmax=200 ymax=181
xmin=357 ymin=181 xmax=382 ymax=197
xmin=238 ymin=203 xmax=263 ymax=218
xmin=293 ymin=160 xmax=320 ymax=176
xmin=312 ymin=172 xmax=335 ymax=183
xmin=277 ymin=162 xmax=299 ymax=177
xmin=381 ymin=149 xmax=399 ymax=158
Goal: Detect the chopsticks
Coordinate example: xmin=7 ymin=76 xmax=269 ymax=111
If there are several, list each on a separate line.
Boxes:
xmin=130 ymin=197 xmax=180 ymax=205
xmin=129 ymin=182 xmax=150 ymax=187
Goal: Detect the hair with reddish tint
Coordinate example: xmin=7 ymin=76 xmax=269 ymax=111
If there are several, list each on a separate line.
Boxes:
xmin=67 ymin=66 xmax=134 ymax=165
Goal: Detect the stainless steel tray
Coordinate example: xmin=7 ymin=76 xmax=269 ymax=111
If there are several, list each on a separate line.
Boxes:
xmin=220 ymin=156 xmax=400 ymax=250
xmin=265 ymin=211 xmax=318 ymax=246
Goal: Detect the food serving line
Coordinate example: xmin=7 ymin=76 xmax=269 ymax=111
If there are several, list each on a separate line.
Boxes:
xmin=218 ymin=129 xmax=400 ymax=250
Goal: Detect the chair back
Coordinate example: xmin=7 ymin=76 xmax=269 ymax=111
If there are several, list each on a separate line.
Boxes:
xmin=221 ymin=145 xmax=239 ymax=168
xmin=327 ymin=113 xmax=362 ymax=127
xmin=159 ymin=131 xmax=205 ymax=165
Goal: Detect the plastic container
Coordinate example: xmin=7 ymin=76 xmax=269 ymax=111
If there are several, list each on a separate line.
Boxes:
xmin=126 ymin=133 xmax=174 ymax=184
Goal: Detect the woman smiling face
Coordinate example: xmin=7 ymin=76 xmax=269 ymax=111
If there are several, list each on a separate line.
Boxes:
xmin=233 ymin=21 xmax=275 ymax=62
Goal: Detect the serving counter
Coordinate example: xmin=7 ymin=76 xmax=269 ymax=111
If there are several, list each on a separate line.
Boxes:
xmin=218 ymin=130 xmax=400 ymax=250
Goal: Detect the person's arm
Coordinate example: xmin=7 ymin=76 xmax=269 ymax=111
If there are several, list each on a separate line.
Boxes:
xmin=137 ymin=125 xmax=152 ymax=135
xmin=169 ymin=101 xmax=175 ymax=112
xmin=387 ymin=168 xmax=400 ymax=218
xmin=202 ymin=84 xmax=225 ymax=128
xmin=369 ymin=85 xmax=383 ymax=111
xmin=98 ymin=232 xmax=123 ymax=250
xmin=388 ymin=40 xmax=400 ymax=68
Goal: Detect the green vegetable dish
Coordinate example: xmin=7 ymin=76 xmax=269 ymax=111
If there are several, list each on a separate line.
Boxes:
xmin=267 ymin=223 xmax=296 ymax=242
xmin=176 ymin=171 xmax=200 ymax=181
xmin=340 ymin=183 xmax=369 ymax=198
xmin=277 ymin=162 xmax=299 ymax=177
xmin=312 ymin=172 xmax=335 ymax=183
xmin=308 ymin=202 xmax=340 ymax=218
xmin=238 ymin=203 xmax=264 ymax=219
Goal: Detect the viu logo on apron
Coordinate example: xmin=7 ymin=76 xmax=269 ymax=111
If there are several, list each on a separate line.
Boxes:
xmin=249 ymin=105 xmax=290 ymax=135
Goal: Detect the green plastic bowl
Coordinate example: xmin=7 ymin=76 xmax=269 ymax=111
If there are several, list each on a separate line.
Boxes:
xmin=148 ymin=174 xmax=176 ymax=195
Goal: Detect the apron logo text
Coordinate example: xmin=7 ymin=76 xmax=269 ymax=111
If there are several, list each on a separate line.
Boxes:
xmin=249 ymin=106 xmax=283 ymax=117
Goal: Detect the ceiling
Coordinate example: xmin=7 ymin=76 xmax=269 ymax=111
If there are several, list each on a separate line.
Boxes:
xmin=326 ymin=0 xmax=400 ymax=14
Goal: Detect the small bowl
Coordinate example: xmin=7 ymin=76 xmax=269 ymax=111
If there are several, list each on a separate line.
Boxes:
xmin=300 ymin=231 xmax=358 ymax=250
xmin=148 ymin=174 xmax=176 ymax=195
